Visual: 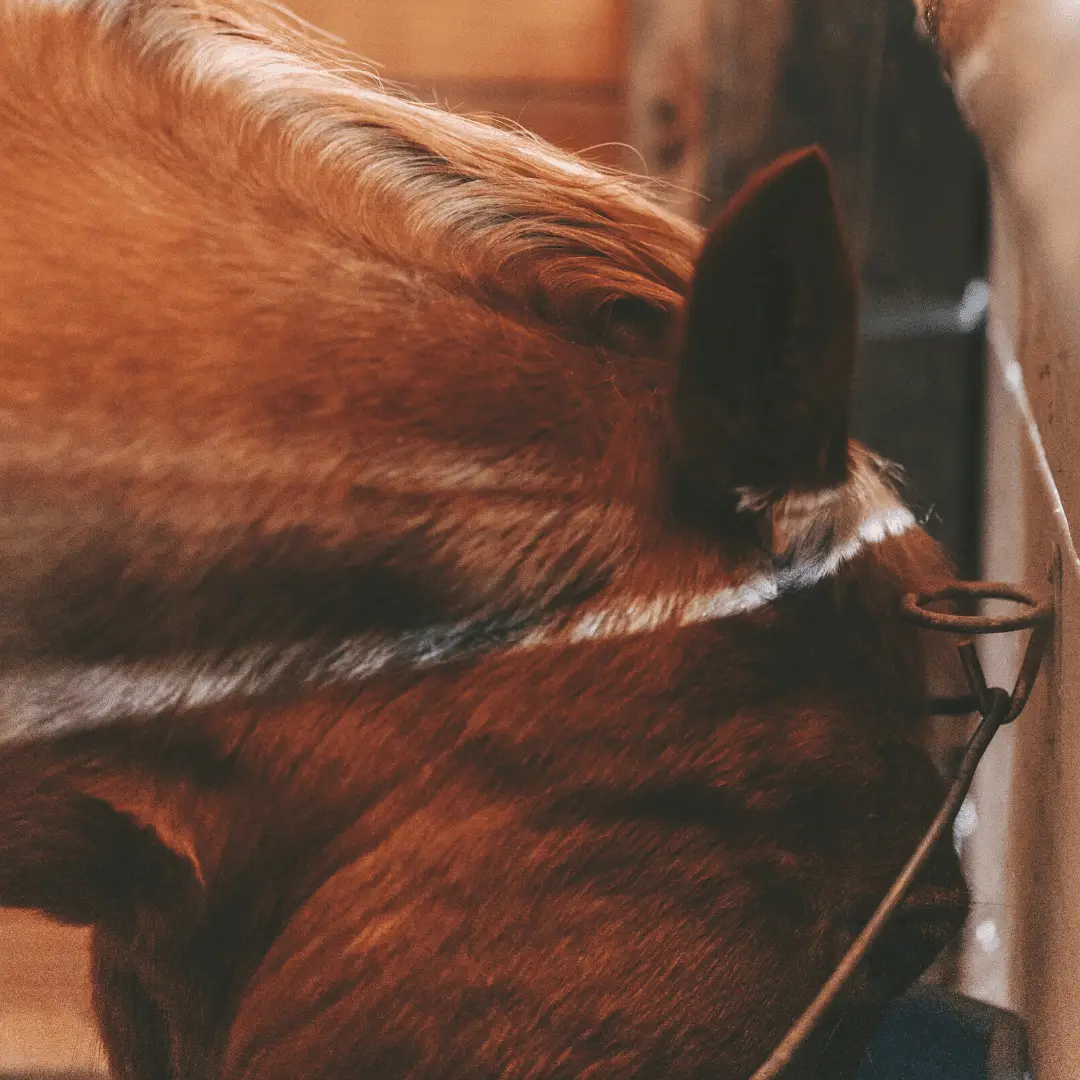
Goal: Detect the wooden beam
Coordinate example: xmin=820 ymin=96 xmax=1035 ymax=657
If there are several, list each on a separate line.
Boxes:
xmin=285 ymin=0 xmax=627 ymax=85
xmin=625 ymin=0 xmax=706 ymax=219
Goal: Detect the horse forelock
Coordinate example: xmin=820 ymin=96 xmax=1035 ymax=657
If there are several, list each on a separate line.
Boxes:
xmin=0 ymin=0 xmax=695 ymax=663
xmin=4 ymin=0 xmax=699 ymax=337
xmin=0 ymin=0 xmax=940 ymax=744
xmin=0 ymin=0 xmax=699 ymax=527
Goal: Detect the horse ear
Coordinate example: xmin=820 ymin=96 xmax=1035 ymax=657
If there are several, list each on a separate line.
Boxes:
xmin=673 ymin=146 xmax=857 ymax=505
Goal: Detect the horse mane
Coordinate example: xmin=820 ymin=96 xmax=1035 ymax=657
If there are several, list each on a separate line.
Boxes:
xmin=0 ymin=0 xmax=936 ymax=743
xmin=9 ymin=0 xmax=701 ymax=345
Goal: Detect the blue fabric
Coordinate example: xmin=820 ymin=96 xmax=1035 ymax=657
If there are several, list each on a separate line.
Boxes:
xmin=854 ymin=990 xmax=991 ymax=1080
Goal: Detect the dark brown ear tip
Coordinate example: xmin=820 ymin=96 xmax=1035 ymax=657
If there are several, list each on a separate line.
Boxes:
xmin=709 ymin=147 xmax=839 ymax=239
xmin=752 ymin=145 xmax=836 ymax=201
xmin=776 ymin=144 xmax=833 ymax=171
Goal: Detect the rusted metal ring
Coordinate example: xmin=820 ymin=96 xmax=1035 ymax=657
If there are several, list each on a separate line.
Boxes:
xmin=901 ymin=581 xmax=1052 ymax=635
xmin=752 ymin=578 xmax=1053 ymax=1080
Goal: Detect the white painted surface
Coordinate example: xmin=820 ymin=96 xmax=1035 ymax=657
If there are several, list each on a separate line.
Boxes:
xmin=959 ymin=215 xmax=1027 ymax=1006
xmin=962 ymin=178 xmax=1080 ymax=1079
xmin=914 ymin=5 xmax=1080 ymax=1070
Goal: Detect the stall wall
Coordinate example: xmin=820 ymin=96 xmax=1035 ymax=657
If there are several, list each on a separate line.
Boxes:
xmin=967 ymin=184 xmax=1080 ymax=1080
xmin=915 ymin=3 xmax=1080 ymax=1076
xmin=283 ymin=0 xmax=629 ymax=165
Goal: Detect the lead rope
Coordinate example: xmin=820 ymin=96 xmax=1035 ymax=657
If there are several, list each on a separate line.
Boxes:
xmin=749 ymin=581 xmax=1053 ymax=1080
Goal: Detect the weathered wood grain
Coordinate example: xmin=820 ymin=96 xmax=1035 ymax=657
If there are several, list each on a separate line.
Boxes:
xmin=284 ymin=0 xmax=627 ymax=84
xmin=625 ymin=0 xmax=706 ymax=218
xmin=0 ymin=910 xmax=106 ymax=1076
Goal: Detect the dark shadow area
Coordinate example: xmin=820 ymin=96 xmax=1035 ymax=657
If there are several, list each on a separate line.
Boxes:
xmin=703 ymin=0 xmax=987 ymax=579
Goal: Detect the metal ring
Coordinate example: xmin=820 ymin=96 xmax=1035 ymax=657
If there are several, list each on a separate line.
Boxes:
xmin=901 ymin=581 xmax=1053 ymax=635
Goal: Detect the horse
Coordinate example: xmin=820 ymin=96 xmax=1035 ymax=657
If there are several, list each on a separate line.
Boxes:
xmin=0 ymin=1 xmax=968 ymax=1077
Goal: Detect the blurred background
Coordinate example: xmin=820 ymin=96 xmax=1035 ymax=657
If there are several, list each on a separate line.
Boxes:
xmin=0 ymin=0 xmax=993 ymax=1074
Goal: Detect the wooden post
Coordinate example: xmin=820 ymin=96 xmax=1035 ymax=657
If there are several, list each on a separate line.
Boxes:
xmin=625 ymin=0 xmax=707 ymax=220
xmin=916 ymin=6 xmax=1080 ymax=1075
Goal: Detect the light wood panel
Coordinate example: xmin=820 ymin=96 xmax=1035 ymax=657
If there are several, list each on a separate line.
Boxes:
xmin=625 ymin=0 xmax=706 ymax=217
xmin=0 ymin=910 xmax=107 ymax=1075
xmin=285 ymin=0 xmax=626 ymax=84
xmin=281 ymin=0 xmax=631 ymax=163
xmin=414 ymin=81 xmax=627 ymax=166
xmin=974 ymin=188 xmax=1080 ymax=1079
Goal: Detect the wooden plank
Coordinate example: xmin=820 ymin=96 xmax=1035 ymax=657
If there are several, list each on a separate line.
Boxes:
xmin=284 ymin=0 xmax=627 ymax=84
xmin=976 ymin=194 xmax=1080 ymax=1080
xmin=414 ymin=82 xmax=627 ymax=166
xmin=625 ymin=0 xmax=706 ymax=219
xmin=0 ymin=910 xmax=107 ymax=1075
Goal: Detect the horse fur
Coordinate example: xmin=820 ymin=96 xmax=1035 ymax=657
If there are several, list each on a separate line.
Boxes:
xmin=0 ymin=2 xmax=967 ymax=1078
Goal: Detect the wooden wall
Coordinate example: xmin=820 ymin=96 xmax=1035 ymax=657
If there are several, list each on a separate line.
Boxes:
xmin=912 ymin=3 xmax=1080 ymax=1076
xmin=0 ymin=912 xmax=105 ymax=1074
xmin=970 ymin=173 xmax=1080 ymax=1080
xmin=285 ymin=0 xmax=631 ymax=166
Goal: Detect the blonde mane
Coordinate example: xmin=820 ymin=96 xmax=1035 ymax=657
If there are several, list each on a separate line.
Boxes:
xmin=0 ymin=0 xmax=925 ymax=743
xmin=5 ymin=0 xmax=701 ymax=339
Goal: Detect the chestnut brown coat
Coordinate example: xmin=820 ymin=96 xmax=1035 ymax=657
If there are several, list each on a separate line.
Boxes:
xmin=0 ymin=2 xmax=967 ymax=1078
